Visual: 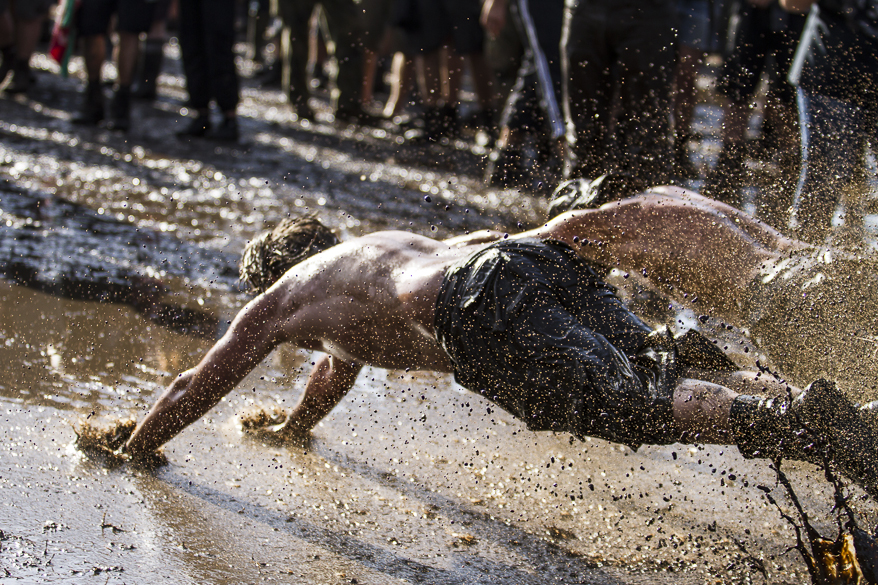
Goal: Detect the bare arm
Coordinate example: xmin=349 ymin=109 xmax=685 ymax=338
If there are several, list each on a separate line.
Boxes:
xmin=277 ymin=353 xmax=363 ymax=438
xmin=124 ymin=295 xmax=288 ymax=455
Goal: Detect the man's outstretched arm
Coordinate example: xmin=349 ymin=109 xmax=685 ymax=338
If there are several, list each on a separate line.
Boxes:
xmin=276 ymin=353 xmax=363 ymax=438
xmin=124 ymin=296 xmax=288 ymax=455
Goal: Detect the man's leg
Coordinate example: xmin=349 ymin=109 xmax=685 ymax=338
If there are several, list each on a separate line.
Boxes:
xmin=176 ymin=0 xmax=219 ymax=136
xmin=73 ymin=35 xmax=107 ymax=125
xmin=789 ymin=90 xmax=867 ymax=244
xmin=674 ymin=371 xmax=878 ymax=498
xmin=538 ymin=189 xmax=797 ymax=324
xmin=4 ymin=6 xmax=48 ymax=94
xmin=562 ymin=1 xmax=615 ymax=179
xmin=613 ymin=2 xmax=675 ymax=185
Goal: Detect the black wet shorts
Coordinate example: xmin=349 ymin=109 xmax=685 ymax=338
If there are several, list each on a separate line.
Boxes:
xmin=434 ymin=238 xmax=679 ymax=448
xmin=77 ymin=0 xmax=158 ymax=36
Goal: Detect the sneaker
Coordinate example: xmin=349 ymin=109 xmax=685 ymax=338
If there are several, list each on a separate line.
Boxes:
xmin=176 ymin=113 xmax=211 ymax=138
xmin=793 ymin=379 xmax=878 ymax=499
xmin=206 ymin=116 xmax=238 ymax=142
xmin=4 ymin=59 xmax=32 ymax=94
xmin=0 ymin=45 xmax=15 ymax=88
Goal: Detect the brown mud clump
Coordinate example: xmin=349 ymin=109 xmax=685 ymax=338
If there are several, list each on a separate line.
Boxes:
xmin=762 ymin=460 xmax=878 ymax=585
xmin=239 ymin=407 xmax=288 ymax=430
xmin=74 ymin=418 xmax=167 ymax=468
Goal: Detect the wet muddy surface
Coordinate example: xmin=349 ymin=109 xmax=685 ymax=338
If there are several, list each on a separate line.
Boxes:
xmin=1 ymin=47 xmax=877 ymax=584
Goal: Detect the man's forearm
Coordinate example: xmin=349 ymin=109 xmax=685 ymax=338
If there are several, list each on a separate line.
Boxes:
xmin=281 ymin=354 xmax=361 ymax=436
xmin=124 ymin=369 xmax=222 ymax=454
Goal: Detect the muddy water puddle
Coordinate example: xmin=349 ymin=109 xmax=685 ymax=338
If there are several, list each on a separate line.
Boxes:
xmin=0 ymin=274 xmax=858 ymax=584
xmin=1 ymin=49 xmax=877 ymax=584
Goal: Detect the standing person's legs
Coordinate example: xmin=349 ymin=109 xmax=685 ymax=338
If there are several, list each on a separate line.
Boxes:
xmin=321 ymin=0 xmax=364 ymax=118
xmin=133 ymin=0 xmax=172 ymax=99
xmin=201 ymin=0 xmax=239 ymax=137
xmin=104 ymin=0 xmax=156 ymax=130
xmin=613 ymin=4 xmax=675 ymax=185
xmin=1 ymin=0 xmax=51 ymax=93
xmin=73 ymin=0 xmax=119 ymax=124
xmin=176 ymin=0 xmax=212 ymax=134
xmin=562 ymin=0 xmax=615 ymax=179
xmin=0 ymin=1 xmax=14 ymax=84
xmin=277 ymin=0 xmax=316 ymax=118
xmin=702 ymin=3 xmax=771 ymax=207
xmin=672 ymin=0 xmax=710 ymax=176
xmin=789 ymin=91 xmax=866 ymax=244
xmin=359 ymin=0 xmax=393 ymax=110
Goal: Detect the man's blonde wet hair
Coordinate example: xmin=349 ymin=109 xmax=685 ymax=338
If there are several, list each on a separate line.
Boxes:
xmin=240 ymin=215 xmax=339 ymax=293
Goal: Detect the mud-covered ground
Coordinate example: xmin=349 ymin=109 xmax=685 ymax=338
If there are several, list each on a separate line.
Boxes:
xmin=1 ymin=44 xmax=877 ymax=584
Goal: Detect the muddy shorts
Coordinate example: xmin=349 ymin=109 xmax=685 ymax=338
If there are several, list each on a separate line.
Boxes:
xmin=434 ymin=238 xmax=679 ymax=448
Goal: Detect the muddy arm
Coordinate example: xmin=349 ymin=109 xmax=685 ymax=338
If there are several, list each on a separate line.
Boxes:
xmin=277 ymin=353 xmax=363 ymax=438
xmin=124 ymin=296 xmax=287 ymax=455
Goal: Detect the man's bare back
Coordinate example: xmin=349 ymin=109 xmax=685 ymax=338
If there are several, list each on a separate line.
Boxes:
xmin=256 ymin=231 xmax=484 ymax=372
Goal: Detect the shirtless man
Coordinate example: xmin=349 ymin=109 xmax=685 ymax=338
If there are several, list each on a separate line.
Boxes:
xmin=545 ymin=178 xmax=878 ymax=403
xmin=123 ymin=214 xmax=878 ymax=498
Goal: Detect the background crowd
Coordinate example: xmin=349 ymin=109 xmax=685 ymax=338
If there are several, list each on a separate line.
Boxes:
xmin=1 ymin=0 xmax=876 ymax=246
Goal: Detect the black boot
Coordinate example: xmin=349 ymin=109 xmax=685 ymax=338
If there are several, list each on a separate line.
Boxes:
xmin=176 ymin=110 xmax=211 ymax=138
xmin=420 ymin=104 xmax=456 ymax=143
xmin=0 ymin=44 xmax=15 ymax=87
xmin=731 ymin=379 xmax=878 ymax=498
xmin=73 ymin=80 xmax=105 ymax=125
xmin=132 ymin=39 xmax=164 ymax=100
xmin=106 ymin=85 xmax=131 ymax=132
xmin=5 ymin=57 xmax=33 ymax=94
xmin=206 ymin=115 xmax=239 ymax=142
xmin=701 ymin=142 xmax=746 ymax=208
